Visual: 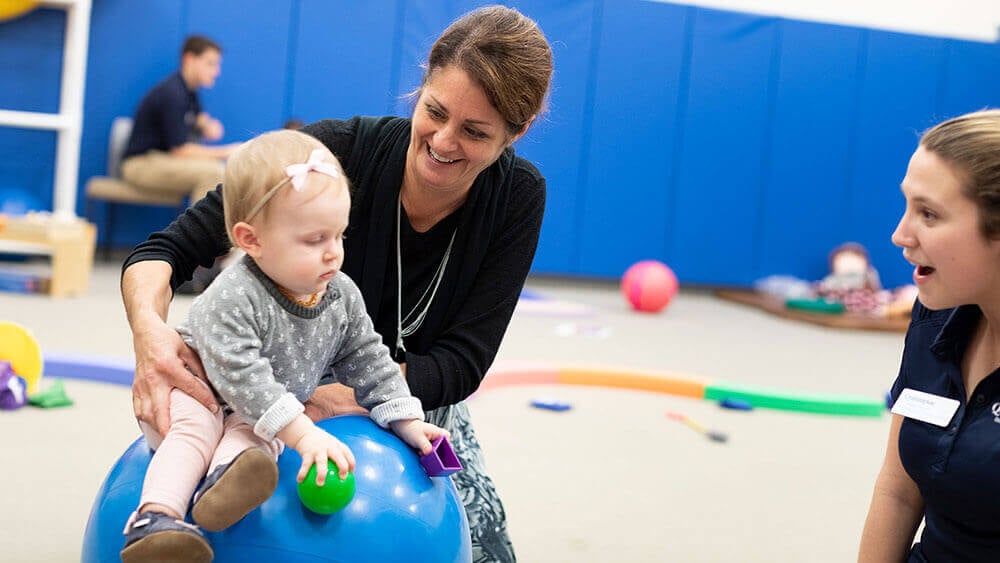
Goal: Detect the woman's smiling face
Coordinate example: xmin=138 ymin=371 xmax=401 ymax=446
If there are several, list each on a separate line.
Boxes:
xmin=405 ymin=65 xmax=523 ymax=197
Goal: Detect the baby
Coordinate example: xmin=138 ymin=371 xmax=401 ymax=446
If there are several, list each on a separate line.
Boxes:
xmin=121 ymin=130 xmax=446 ymax=562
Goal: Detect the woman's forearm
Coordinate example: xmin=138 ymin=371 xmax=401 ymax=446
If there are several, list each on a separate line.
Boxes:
xmin=122 ymin=260 xmax=175 ymax=328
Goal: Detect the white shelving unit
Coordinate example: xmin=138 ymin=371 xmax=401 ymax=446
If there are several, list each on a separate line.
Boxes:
xmin=0 ymin=0 xmax=93 ymax=220
xmin=0 ymin=1 xmax=97 ymax=297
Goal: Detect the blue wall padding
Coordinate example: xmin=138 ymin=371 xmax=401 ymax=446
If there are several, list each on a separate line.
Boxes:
xmin=670 ymin=9 xmax=778 ymax=285
xmin=291 ymin=0 xmax=402 ymax=122
xmin=849 ymin=31 xmax=946 ymax=285
xmin=0 ymin=8 xmax=65 ymax=212
xmin=576 ymin=1 xmax=691 ymax=277
xmin=393 ymin=1 xmax=464 ymax=118
xmin=939 ymin=40 xmax=1000 ymax=120
xmin=0 ymin=129 xmax=56 ymax=213
xmin=514 ymin=0 xmax=598 ymax=275
xmin=188 ymin=0 xmax=293 ymax=143
xmin=0 ymin=9 xmax=64 ymax=114
xmin=2 ymin=0 xmax=1000 ymax=287
xmin=759 ymin=21 xmax=864 ymax=280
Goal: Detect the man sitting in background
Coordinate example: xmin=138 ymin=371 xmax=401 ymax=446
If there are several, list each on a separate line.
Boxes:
xmin=121 ymin=35 xmax=240 ymax=205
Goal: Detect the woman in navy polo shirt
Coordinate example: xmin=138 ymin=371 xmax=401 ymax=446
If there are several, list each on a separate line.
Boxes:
xmin=859 ymin=109 xmax=1000 ymax=562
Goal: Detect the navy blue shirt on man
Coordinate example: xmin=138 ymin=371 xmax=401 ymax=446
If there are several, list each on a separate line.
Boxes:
xmin=890 ymin=300 xmax=1000 ymax=562
xmin=123 ymin=72 xmax=201 ymax=159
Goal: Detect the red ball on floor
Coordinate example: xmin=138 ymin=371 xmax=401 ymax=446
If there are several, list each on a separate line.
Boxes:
xmin=621 ymin=260 xmax=678 ymax=313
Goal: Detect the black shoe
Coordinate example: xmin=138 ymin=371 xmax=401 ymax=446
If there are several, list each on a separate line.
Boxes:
xmin=121 ymin=510 xmax=212 ymax=563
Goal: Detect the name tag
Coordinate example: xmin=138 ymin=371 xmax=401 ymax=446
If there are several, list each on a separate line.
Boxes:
xmin=891 ymin=388 xmax=960 ymax=427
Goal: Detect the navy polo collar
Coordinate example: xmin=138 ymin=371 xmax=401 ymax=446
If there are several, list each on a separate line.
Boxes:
xmin=929 ymin=304 xmax=981 ymax=360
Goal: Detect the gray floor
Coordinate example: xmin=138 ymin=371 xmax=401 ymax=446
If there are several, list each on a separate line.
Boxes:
xmin=0 ymin=260 xmax=903 ymax=562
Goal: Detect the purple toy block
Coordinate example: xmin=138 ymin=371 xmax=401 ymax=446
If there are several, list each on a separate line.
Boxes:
xmin=419 ymin=435 xmax=463 ymax=477
xmin=0 ymin=361 xmax=28 ymax=410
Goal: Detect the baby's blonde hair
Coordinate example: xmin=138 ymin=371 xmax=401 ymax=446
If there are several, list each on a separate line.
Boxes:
xmin=223 ymin=130 xmax=347 ymax=246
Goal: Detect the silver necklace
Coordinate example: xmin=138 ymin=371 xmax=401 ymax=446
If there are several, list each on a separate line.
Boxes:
xmin=396 ymin=194 xmax=457 ymax=354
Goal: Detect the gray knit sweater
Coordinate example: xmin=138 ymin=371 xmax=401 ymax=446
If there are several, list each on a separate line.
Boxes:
xmin=177 ymin=256 xmax=422 ymax=441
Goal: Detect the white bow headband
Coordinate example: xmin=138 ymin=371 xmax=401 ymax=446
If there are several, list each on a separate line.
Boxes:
xmin=245 ymin=149 xmax=341 ymax=220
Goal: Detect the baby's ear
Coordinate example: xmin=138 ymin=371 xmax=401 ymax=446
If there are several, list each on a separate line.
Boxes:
xmin=232 ymin=222 xmax=261 ymax=257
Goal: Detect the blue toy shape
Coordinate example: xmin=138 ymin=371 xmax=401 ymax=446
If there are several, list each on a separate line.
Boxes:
xmin=81 ymin=415 xmax=471 ymax=562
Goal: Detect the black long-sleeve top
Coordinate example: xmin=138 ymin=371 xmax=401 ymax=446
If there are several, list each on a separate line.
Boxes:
xmin=123 ymin=116 xmax=546 ymax=411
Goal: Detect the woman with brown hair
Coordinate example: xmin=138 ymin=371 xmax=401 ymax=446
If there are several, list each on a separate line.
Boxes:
xmin=121 ymin=6 xmax=552 ymax=561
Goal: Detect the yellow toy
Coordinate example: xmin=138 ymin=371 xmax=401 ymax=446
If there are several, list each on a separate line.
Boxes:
xmin=0 ymin=1 xmax=38 ymax=23
xmin=0 ymin=321 xmax=43 ymax=394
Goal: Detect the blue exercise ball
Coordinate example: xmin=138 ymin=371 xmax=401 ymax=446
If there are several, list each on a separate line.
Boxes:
xmin=82 ymin=415 xmax=471 ymax=562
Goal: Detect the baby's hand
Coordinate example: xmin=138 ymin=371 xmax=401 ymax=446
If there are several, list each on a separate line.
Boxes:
xmin=390 ymin=419 xmax=450 ymax=455
xmin=293 ymin=427 xmax=355 ymax=486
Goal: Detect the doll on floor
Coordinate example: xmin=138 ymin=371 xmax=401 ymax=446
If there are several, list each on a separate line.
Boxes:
xmin=818 ymin=242 xmax=881 ymax=292
xmin=815 ymin=242 xmax=887 ymax=315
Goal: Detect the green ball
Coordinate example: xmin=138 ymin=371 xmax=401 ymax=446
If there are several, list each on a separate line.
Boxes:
xmin=297 ymin=460 xmax=356 ymax=514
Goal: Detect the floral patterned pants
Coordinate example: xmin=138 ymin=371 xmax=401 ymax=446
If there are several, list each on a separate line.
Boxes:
xmin=427 ymin=402 xmax=516 ymax=563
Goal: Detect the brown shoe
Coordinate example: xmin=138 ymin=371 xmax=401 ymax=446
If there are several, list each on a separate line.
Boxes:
xmin=191 ymin=448 xmax=278 ymax=531
xmin=120 ymin=511 xmax=213 ymax=563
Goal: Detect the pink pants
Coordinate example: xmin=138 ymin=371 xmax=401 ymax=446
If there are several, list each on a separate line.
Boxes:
xmin=137 ymin=388 xmax=282 ymax=518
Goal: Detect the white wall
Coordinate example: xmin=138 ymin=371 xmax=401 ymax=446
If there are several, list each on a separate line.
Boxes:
xmin=653 ymin=0 xmax=1000 ymax=42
